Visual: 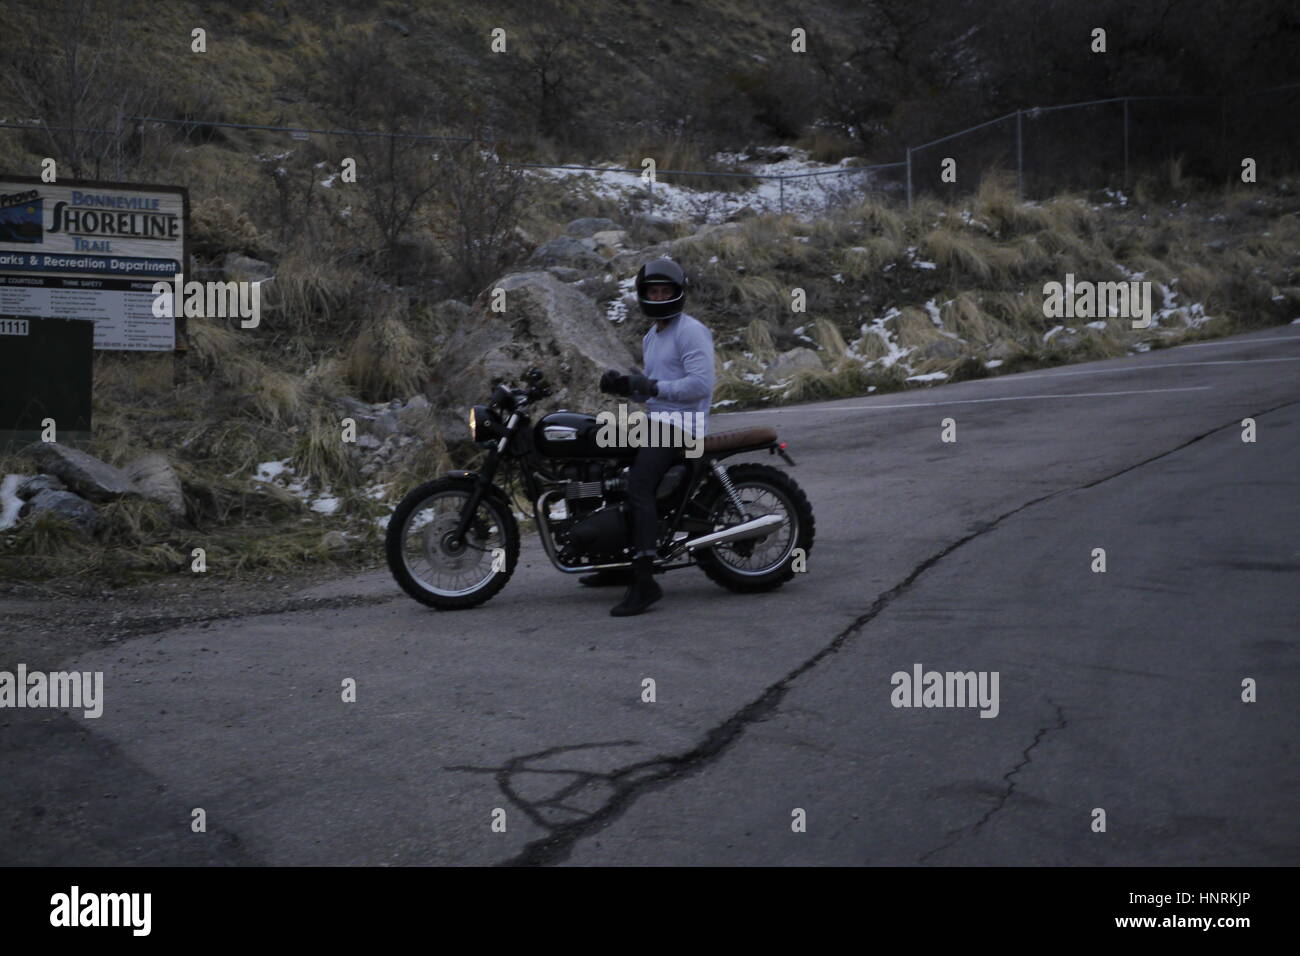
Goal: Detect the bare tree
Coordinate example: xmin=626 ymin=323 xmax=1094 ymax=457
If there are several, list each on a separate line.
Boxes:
xmin=4 ymin=0 xmax=159 ymax=179
xmin=428 ymin=136 xmax=530 ymax=298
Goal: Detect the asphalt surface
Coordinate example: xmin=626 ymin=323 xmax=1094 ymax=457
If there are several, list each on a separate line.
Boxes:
xmin=3 ymin=326 xmax=1297 ymax=866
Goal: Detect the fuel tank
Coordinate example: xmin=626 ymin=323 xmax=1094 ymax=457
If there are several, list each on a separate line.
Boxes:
xmin=534 ymin=411 xmax=635 ymax=459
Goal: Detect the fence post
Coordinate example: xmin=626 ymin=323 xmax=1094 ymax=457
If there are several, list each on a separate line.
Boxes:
xmin=1122 ymin=97 xmax=1130 ymax=188
xmin=1015 ymin=109 xmax=1023 ymax=198
xmin=779 ymin=176 xmax=785 ymax=215
xmin=906 ymin=147 xmax=913 ymax=210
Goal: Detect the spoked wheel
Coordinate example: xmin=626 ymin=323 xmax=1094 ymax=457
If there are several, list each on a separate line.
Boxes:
xmin=385 ymin=478 xmax=519 ymax=609
xmin=695 ymin=462 xmax=815 ymax=593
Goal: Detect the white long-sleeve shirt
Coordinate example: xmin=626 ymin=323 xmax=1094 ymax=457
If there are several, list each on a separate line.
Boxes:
xmin=635 ymin=312 xmax=714 ymax=437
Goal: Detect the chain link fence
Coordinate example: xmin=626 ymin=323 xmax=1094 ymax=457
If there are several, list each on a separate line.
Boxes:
xmin=3 ymin=82 xmax=1296 ymax=220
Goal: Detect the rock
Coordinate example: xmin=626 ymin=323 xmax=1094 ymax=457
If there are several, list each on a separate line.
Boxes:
xmin=575 ymin=274 xmax=618 ymax=302
xmin=547 ymin=266 xmax=585 ymax=283
xmin=916 ymin=337 xmax=964 ymax=361
xmin=762 ymin=347 xmax=824 ymax=383
xmin=337 ymin=397 xmax=408 ymax=439
xmin=528 ymin=235 xmax=607 ymax=272
xmin=986 ymin=339 xmax=1021 ymax=361
xmin=589 ymin=230 xmax=627 ymax=258
xmin=16 ymin=474 xmax=65 ymax=500
xmin=427 ymin=271 xmax=638 ymax=425
xmin=22 ymin=443 xmax=138 ymax=503
xmin=629 ymin=215 xmax=681 ymax=245
xmin=608 ymin=242 xmax=674 ymax=277
xmin=18 ymin=489 xmax=98 ymax=534
xmin=320 ymin=530 xmax=349 ymax=552
xmin=1046 ymin=330 xmax=1081 ymax=351
xmin=566 ymin=217 xmax=621 ymax=238
xmin=396 ymin=394 xmax=433 ymax=430
xmin=123 ymin=453 xmax=185 ymax=515
xmin=222 ymin=252 xmax=273 ymax=282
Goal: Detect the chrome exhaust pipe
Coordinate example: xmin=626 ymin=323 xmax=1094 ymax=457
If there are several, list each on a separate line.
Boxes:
xmin=685 ymin=513 xmax=785 ymax=552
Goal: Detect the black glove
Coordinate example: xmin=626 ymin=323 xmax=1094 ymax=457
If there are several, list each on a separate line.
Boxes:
xmin=600 ymin=369 xmax=659 ymax=397
xmin=600 ymin=369 xmax=628 ymax=395
xmin=626 ymin=373 xmax=659 ymax=397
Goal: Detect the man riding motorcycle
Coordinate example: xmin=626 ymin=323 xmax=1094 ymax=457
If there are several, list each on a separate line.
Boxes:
xmin=593 ymin=257 xmax=715 ymax=616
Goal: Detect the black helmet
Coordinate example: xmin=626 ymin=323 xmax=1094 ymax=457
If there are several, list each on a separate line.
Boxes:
xmin=635 ymin=257 xmax=687 ymax=320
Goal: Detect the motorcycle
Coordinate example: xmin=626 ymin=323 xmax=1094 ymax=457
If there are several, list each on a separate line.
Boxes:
xmin=384 ymin=368 xmax=815 ymax=609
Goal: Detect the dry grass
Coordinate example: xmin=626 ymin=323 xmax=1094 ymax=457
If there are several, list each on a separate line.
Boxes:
xmin=291 ymin=410 xmax=358 ymax=491
xmin=850 ymin=328 xmax=890 ymax=361
xmin=890 ymin=308 xmax=946 ymax=348
xmin=744 ymin=319 xmax=779 ymax=362
xmin=922 ymin=228 xmax=994 ymax=282
xmin=973 ymin=175 xmax=1054 ymax=235
xmin=811 ymin=318 xmax=850 ymax=361
xmin=342 ymin=309 xmax=427 ymax=402
xmin=942 ymin=293 xmax=1002 ymax=345
xmin=840 ymin=236 xmax=903 ymax=278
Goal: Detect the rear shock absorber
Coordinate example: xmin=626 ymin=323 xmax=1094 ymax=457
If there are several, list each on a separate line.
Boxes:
xmin=710 ymin=459 xmax=748 ymax=519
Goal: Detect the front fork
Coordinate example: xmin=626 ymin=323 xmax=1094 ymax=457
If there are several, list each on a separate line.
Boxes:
xmin=451 ymin=412 xmax=517 ymax=544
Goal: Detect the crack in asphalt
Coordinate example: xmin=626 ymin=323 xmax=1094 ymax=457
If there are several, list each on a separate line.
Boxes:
xmin=918 ymin=702 xmax=1069 ymax=864
xmin=481 ymin=402 xmax=1298 ymax=866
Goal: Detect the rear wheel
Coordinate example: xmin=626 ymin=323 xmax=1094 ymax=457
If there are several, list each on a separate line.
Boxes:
xmin=385 ymin=478 xmax=519 ymax=609
xmin=694 ymin=462 xmax=815 ymax=593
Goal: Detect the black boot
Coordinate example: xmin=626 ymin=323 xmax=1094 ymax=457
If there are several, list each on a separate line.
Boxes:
xmin=610 ymin=556 xmax=662 ymax=616
xmin=579 ymin=568 xmax=635 ymax=587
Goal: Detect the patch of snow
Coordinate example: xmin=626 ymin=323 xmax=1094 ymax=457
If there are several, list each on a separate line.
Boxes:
xmin=1 ymin=474 xmax=26 ymax=531
xmin=255 ymin=459 xmax=291 ymax=482
xmin=923 ymin=299 xmax=943 ymax=327
xmin=312 ymin=496 xmax=341 ymax=515
xmin=1043 ymin=325 xmax=1066 ymax=343
xmin=913 ymin=260 xmax=937 ymax=270
xmin=1086 ymin=320 xmax=1108 ymax=330
xmin=906 ymin=371 xmax=949 ymax=383
xmin=985 ymin=359 xmax=1003 ymax=369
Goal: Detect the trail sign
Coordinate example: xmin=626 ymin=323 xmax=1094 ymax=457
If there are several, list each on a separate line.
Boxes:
xmin=0 ymin=175 xmax=189 ymax=351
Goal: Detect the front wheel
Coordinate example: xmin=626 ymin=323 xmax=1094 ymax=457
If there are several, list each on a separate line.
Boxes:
xmin=694 ymin=462 xmax=815 ymax=593
xmin=385 ymin=478 xmax=519 ymax=610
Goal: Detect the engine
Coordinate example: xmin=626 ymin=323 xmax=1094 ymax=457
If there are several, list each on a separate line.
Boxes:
xmin=546 ymin=460 xmax=630 ymax=565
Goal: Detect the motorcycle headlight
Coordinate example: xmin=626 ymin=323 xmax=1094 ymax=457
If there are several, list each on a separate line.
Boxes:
xmin=469 ymin=404 xmax=493 ymax=443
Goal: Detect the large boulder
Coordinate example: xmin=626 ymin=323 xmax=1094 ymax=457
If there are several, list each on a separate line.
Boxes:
xmin=628 ymin=214 xmax=682 ymax=245
xmin=123 ymin=453 xmax=185 ymax=516
xmin=528 ymin=235 xmax=607 ymax=272
xmin=427 ymin=271 xmax=638 ymax=430
xmin=762 ymin=347 xmax=824 ymax=383
xmin=566 ymin=217 xmax=621 ymax=238
xmin=22 ymin=443 xmax=137 ymax=502
xmin=18 ymin=489 xmax=98 ymax=534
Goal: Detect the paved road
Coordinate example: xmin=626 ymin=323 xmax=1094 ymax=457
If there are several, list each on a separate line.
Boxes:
xmin=3 ymin=327 xmax=1297 ymax=866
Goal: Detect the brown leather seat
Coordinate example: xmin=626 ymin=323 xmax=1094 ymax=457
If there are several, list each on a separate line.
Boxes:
xmin=703 ymin=426 xmax=778 ymax=454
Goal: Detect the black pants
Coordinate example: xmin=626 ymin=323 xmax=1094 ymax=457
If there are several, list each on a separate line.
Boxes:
xmin=625 ymin=444 xmax=684 ymax=558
